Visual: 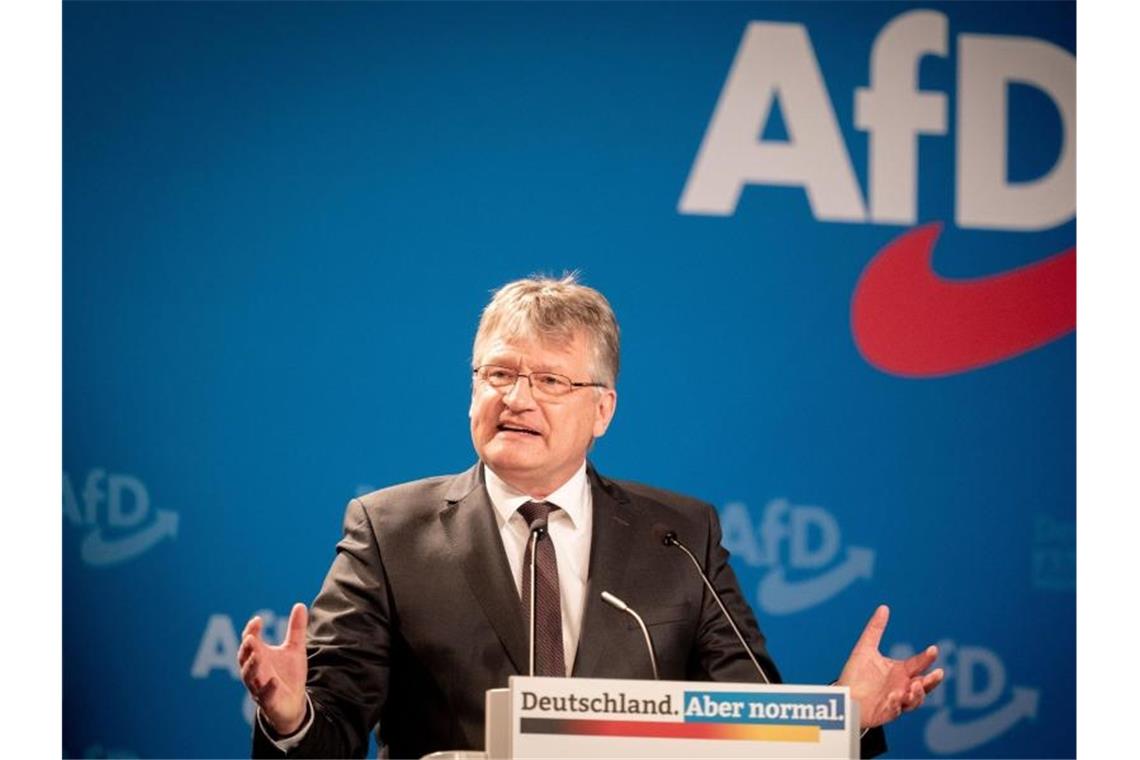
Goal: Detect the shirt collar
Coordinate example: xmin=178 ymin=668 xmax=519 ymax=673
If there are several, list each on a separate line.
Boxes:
xmin=484 ymin=461 xmax=589 ymax=529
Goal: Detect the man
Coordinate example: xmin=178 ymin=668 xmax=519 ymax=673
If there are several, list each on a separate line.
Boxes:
xmin=239 ymin=275 xmax=943 ymax=758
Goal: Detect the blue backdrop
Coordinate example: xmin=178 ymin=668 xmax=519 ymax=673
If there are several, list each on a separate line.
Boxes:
xmin=63 ymin=2 xmax=1075 ymax=757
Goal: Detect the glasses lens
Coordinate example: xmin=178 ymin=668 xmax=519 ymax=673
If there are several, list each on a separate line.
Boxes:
xmin=532 ymin=373 xmax=572 ymax=396
xmin=480 ymin=366 xmax=516 ymax=387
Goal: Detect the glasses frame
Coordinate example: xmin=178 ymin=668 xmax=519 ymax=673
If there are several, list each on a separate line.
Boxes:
xmin=472 ymin=364 xmax=608 ymax=398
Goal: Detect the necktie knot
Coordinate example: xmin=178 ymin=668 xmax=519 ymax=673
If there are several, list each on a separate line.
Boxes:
xmin=518 ymin=501 xmax=558 ymax=531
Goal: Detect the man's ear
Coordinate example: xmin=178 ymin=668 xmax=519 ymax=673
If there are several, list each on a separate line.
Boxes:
xmin=592 ymin=389 xmax=617 ymax=438
xmin=468 ymin=386 xmax=480 ymax=421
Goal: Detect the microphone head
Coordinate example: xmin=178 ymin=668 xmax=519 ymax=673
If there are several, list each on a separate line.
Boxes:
xmin=600 ymin=590 xmax=628 ymax=612
xmin=651 ymin=523 xmax=678 ymax=547
xmin=530 ymin=518 xmax=548 ymax=536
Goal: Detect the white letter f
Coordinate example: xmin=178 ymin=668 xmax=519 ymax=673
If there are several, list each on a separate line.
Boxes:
xmin=855 ymin=10 xmax=949 ymax=224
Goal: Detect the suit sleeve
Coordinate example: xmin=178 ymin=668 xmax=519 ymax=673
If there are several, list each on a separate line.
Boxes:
xmin=691 ymin=504 xmax=888 ymax=758
xmin=252 ymin=499 xmax=392 ymax=759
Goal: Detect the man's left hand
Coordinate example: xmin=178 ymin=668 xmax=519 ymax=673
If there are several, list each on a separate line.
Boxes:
xmin=838 ymin=604 xmax=944 ymax=729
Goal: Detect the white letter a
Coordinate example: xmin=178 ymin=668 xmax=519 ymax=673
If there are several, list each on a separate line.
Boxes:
xmin=679 ymin=22 xmax=865 ymax=221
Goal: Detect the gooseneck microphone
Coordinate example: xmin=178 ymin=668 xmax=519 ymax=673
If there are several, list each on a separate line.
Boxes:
xmin=527 ymin=518 xmax=548 ymax=677
xmin=600 ymin=591 xmax=660 ymax=680
xmin=652 ymin=523 xmax=771 ymax=684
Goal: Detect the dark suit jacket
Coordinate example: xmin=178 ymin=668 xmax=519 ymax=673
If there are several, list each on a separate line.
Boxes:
xmin=253 ymin=464 xmax=886 ymax=758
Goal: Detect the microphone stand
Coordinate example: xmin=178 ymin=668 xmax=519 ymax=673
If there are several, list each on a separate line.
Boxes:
xmin=601 ymin=591 xmax=659 ymax=680
xmin=660 ymin=529 xmax=771 ymax=684
xmin=527 ymin=522 xmax=547 ymax=677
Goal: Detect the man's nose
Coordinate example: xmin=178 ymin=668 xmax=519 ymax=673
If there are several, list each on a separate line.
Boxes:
xmin=502 ymin=374 xmax=537 ymax=409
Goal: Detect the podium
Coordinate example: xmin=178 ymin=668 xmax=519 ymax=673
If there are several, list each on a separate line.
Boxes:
xmin=485 ymin=676 xmax=860 ymax=759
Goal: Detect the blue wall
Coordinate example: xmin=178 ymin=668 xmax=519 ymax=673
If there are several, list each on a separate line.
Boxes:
xmin=63 ymin=2 xmax=1075 ymax=757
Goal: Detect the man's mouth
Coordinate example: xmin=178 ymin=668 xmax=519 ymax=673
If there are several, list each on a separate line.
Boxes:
xmin=497 ymin=423 xmax=542 ymax=436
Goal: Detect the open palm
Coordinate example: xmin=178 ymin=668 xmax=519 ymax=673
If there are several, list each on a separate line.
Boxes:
xmin=238 ymin=603 xmax=310 ymax=735
xmin=838 ymin=605 xmax=944 ymax=728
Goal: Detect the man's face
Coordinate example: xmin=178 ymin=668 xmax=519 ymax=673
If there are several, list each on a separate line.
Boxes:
xmin=469 ymin=330 xmax=617 ymax=499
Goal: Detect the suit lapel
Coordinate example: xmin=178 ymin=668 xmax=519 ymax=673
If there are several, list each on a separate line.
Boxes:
xmin=571 ymin=466 xmax=638 ymax=677
xmin=439 ymin=464 xmax=528 ymax=675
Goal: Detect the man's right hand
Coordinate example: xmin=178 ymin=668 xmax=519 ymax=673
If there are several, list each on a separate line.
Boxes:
xmin=238 ymin=602 xmax=310 ymax=735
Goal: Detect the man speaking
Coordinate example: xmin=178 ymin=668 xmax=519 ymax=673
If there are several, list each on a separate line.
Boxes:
xmin=238 ymin=274 xmax=943 ymax=758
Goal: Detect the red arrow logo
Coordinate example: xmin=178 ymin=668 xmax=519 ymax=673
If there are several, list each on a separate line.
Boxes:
xmin=851 ymin=223 xmax=1075 ymax=377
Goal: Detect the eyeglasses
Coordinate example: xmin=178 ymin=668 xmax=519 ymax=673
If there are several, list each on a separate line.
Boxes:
xmin=473 ymin=365 xmax=608 ymax=398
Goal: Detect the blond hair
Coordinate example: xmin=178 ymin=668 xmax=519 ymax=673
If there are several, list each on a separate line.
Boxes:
xmin=472 ymin=273 xmax=620 ymax=387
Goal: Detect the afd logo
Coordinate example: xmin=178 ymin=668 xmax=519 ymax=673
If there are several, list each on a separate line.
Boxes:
xmin=63 ymin=469 xmax=178 ymax=566
xmin=889 ymin=639 xmax=1039 ymax=754
xmin=679 ymin=9 xmax=1075 ymax=377
xmin=720 ymin=499 xmax=873 ymax=615
xmin=191 ymin=610 xmax=290 ymax=725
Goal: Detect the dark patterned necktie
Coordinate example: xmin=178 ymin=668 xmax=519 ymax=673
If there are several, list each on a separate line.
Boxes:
xmin=518 ymin=500 xmax=566 ymax=677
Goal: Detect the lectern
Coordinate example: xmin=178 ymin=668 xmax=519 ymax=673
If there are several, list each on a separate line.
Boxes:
xmin=485 ymin=676 xmax=860 ymax=759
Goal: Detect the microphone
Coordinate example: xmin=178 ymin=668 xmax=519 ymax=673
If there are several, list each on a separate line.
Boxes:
xmin=600 ymin=591 xmax=660 ymax=680
xmin=652 ymin=522 xmax=771 ymax=684
xmin=527 ymin=518 xmax=548 ymax=677
xmin=652 ymin=523 xmax=678 ymax=547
